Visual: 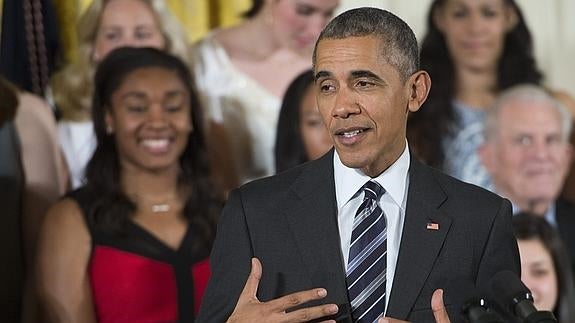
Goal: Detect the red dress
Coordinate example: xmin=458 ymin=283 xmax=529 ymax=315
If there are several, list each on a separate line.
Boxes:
xmin=70 ymin=188 xmax=211 ymax=323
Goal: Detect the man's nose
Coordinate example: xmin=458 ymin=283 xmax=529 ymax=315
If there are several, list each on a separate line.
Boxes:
xmin=331 ymin=89 xmax=361 ymax=118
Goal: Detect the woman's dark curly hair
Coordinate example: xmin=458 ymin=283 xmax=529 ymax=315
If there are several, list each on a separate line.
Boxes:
xmin=85 ymin=47 xmax=221 ymax=252
xmin=407 ymin=0 xmax=543 ymax=169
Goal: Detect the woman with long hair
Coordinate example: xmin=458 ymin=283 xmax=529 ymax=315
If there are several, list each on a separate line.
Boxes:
xmin=406 ymin=0 xmax=574 ymax=188
xmin=514 ymin=213 xmax=575 ymax=323
xmin=274 ymin=69 xmax=332 ymax=173
xmin=37 ymin=47 xmax=221 ymax=322
xmin=51 ymin=0 xmax=189 ymax=189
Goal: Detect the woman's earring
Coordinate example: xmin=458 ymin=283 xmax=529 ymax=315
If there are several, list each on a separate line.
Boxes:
xmin=106 ymin=125 xmax=113 ymax=134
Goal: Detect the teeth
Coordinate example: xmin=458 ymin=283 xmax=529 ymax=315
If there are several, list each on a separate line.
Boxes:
xmin=342 ymin=130 xmax=362 ymax=138
xmin=142 ymin=139 xmax=169 ymax=149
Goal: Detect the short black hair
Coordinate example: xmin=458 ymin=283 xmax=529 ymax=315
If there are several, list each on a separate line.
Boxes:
xmin=312 ymin=7 xmax=419 ymax=81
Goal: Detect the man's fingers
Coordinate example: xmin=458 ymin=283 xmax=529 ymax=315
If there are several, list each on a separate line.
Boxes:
xmin=267 ymin=287 xmax=329 ymax=312
xmin=431 ymin=289 xmax=451 ymax=323
xmin=282 ymin=302 xmax=339 ymax=323
xmin=238 ymin=258 xmax=263 ymax=303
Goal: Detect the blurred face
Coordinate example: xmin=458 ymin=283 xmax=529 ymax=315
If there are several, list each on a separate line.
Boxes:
xmin=269 ymin=0 xmax=339 ymax=52
xmin=434 ymin=0 xmax=516 ymax=73
xmin=518 ymin=238 xmax=558 ymax=312
xmin=106 ymin=67 xmax=192 ymax=173
xmin=93 ymin=0 xmax=165 ymax=61
xmin=480 ymin=100 xmax=572 ymax=210
xmin=299 ymin=84 xmax=332 ymax=160
xmin=314 ymin=36 xmax=429 ymax=177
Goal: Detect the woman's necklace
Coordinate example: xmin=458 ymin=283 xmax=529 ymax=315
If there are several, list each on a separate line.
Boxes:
xmin=133 ymin=194 xmax=179 ymax=214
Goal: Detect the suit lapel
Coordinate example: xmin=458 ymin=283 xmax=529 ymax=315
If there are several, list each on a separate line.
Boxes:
xmin=386 ymin=158 xmax=453 ymax=319
xmin=282 ymin=151 xmax=351 ymax=308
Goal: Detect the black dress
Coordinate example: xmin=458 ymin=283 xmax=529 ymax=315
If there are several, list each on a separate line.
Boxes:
xmin=69 ymin=188 xmax=211 ymax=323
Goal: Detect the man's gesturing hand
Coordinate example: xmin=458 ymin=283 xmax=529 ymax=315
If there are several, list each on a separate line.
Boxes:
xmin=227 ymin=258 xmax=339 ymax=323
xmin=378 ymin=289 xmax=451 ymax=323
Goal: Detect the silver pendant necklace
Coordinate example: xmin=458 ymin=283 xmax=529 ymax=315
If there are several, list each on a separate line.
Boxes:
xmin=151 ymin=203 xmax=170 ymax=213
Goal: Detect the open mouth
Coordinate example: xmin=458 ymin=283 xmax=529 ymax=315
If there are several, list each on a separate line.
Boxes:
xmin=336 ymin=128 xmax=368 ymax=137
xmin=141 ymin=138 xmax=171 ymax=153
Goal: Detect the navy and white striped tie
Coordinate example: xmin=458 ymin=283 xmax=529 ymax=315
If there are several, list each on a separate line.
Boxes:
xmin=347 ymin=180 xmax=387 ymax=323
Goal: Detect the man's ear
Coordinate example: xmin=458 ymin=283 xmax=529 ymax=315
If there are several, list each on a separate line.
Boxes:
xmin=407 ymin=71 xmax=431 ymax=113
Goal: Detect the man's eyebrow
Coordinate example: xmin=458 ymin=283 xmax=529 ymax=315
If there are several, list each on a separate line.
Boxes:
xmin=314 ymin=70 xmax=332 ymax=81
xmin=350 ymin=70 xmax=383 ymax=82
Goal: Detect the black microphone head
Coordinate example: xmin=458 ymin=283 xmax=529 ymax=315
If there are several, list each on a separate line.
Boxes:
xmin=488 ymin=270 xmax=533 ymax=316
xmin=445 ymin=277 xmax=506 ymax=323
xmin=446 ymin=277 xmax=484 ymax=315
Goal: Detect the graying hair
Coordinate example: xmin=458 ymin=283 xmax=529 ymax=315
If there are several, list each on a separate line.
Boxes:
xmin=312 ymin=7 xmax=419 ymax=81
xmin=483 ymin=84 xmax=572 ymax=141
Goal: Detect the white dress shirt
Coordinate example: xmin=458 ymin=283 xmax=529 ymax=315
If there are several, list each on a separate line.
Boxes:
xmin=334 ymin=144 xmax=410 ymax=313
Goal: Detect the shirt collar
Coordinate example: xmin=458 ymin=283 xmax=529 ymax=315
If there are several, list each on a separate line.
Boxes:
xmin=511 ymin=201 xmax=557 ymax=227
xmin=334 ymin=143 xmax=410 ymax=210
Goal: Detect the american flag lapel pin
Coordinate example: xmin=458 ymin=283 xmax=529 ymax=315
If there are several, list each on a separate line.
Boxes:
xmin=426 ymin=222 xmax=439 ymax=230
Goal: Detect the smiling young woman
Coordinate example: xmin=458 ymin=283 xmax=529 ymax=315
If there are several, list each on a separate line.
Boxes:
xmin=37 ymin=48 xmax=222 ymax=323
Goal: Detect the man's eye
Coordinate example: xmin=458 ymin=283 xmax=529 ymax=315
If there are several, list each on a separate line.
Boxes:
xmin=320 ymin=84 xmax=334 ymax=92
xmin=516 ymin=136 xmax=532 ymax=146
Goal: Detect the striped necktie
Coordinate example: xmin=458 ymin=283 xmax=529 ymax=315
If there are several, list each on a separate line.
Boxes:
xmin=347 ymin=180 xmax=387 ymax=323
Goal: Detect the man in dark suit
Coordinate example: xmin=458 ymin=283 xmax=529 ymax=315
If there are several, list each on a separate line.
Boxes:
xmin=197 ymin=8 xmax=520 ymax=323
xmin=479 ymin=84 xmax=575 ymax=273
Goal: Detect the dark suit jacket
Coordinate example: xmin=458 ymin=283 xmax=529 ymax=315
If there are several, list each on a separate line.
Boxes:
xmin=196 ymin=151 xmax=520 ymax=322
xmin=556 ymin=199 xmax=575 ymax=273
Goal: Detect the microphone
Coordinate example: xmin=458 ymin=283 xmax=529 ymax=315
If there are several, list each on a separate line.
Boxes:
xmin=489 ymin=270 xmax=557 ymax=323
xmin=447 ymin=278 xmax=504 ymax=323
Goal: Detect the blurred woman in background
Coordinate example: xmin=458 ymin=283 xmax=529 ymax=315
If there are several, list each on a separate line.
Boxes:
xmin=192 ymin=0 xmax=339 ymax=190
xmin=407 ymin=0 xmax=544 ymax=188
xmin=514 ymin=212 xmax=575 ymax=322
xmin=274 ymin=69 xmax=332 ymax=173
xmin=0 ymin=77 xmax=67 ymax=322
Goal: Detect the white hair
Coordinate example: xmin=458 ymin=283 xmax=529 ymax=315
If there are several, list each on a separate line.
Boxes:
xmin=483 ymin=84 xmax=572 ymax=141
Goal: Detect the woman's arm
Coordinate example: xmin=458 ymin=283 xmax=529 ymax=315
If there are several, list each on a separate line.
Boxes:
xmin=36 ymin=198 xmax=97 ymax=323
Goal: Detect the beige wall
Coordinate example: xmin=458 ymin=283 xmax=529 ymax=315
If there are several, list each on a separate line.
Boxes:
xmin=337 ymin=0 xmax=575 ymax=98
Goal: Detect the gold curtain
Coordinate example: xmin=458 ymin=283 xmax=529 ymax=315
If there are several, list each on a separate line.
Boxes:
xmin=52 ymin=0 xmax=251 ymax=66
xmin=169 ymin=0 xmax=251 ymax=42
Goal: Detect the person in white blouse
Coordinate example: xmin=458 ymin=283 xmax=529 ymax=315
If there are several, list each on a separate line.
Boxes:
xmin=192 ymin=0 xmax=340 ymax=192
